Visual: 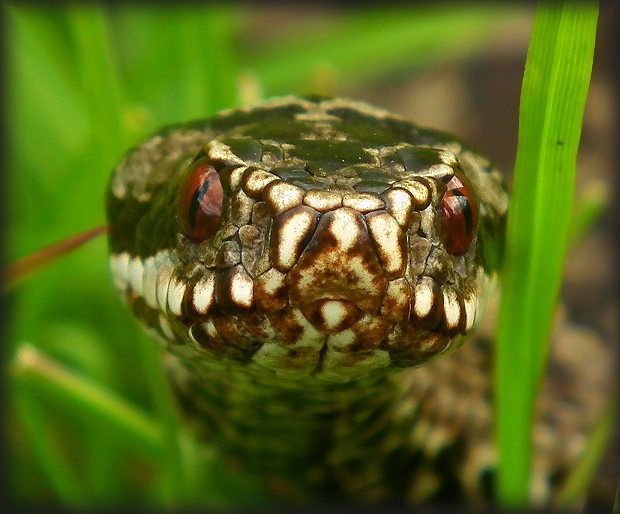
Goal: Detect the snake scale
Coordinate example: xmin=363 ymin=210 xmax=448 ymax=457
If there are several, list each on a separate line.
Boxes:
xmin=106 ymin=96 xmax=612 ymax=506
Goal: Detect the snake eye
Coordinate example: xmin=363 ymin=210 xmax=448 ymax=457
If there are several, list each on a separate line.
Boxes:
xmin=439 ymin=172 xmax=479 ymax=256
xmin=176 ymin=157 xmax=224 ymax=242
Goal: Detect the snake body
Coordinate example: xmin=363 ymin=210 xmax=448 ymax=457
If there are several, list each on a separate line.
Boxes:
xmin=106 ymin=97 xmax=611 ymax=505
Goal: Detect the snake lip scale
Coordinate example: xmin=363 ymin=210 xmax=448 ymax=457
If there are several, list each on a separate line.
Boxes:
xmin=106 ymin=96 xmax=611 ymax=505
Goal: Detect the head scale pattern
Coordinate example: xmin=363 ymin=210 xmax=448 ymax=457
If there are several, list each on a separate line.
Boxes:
xmin=106 ymin=97 xmax=508 ymax=382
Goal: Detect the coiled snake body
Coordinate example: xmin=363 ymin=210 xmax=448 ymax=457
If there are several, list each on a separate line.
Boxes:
xmin=106 ymin=97 xmax=611 ymax=505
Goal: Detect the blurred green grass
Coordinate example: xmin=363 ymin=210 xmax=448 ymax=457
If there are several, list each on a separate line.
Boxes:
xmin=494 ymin=2 xmax=600 ymax=505
xmin=4 ymin=2 xmax=610 ymax=509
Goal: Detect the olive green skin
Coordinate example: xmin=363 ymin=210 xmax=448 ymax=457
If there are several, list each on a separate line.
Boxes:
xmin=105 ymin=97 xmax=609 ymax=505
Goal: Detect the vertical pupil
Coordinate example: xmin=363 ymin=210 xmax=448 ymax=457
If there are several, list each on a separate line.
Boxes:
xmin=439 ymin=172 xmax=480 ymax=256
xmin=189 ymin=179 xmax=211 ymax=228
xmin=451 ymin=190 xmax=473 ymax=237
xmin=177 ymin=157 xmax=224 ymax=243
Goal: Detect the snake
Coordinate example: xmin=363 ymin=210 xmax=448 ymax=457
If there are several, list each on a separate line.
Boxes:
xmin=105 ymin=96 xmax=612 ymax=506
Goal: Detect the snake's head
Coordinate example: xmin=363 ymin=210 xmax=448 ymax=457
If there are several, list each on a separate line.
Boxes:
xmin=107 ymin=97 xmax=508 ymax=382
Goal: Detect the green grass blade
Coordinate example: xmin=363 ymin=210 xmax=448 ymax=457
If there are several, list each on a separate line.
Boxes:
xmin=65 ymin=4 xmax=126 ymax=161
xmin=5 ymin=5 xmax=89 ymax=174
xmin=554 ymin=395 xmax=617 ymax=509
xmin=494 ymin=1 xmax=599 ymax=506
xmin=567 ymin=179 xmax=609 ymax=247
xmin=12 ymin=389 xmax=90 ymax=506
xmin=11 ymin=343 xmax=165 ymax=458
xmin=151 ymin=6 xmax=241 ymax=118
xmin=109 ymin=4 xmax=243 ymax=122
xmin=134 ymin=332 xmax=189 ymax=508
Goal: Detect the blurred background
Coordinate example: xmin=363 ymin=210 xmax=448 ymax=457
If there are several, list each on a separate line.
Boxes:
xmin=4 ymin=2 xmax=617 ymax=508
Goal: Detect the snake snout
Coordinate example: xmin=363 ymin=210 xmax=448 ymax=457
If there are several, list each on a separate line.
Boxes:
xmin=282 ymin=206 xmax=400 ymax=332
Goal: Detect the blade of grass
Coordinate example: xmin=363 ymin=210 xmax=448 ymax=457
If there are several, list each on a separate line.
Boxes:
xmin=567 ymin=179 xmax=609 ymax=247
xmin=12 ymin=389 xmax=90 ymax=507
xmin=5 ymin=4 xmax=89 ymax=158
xmin=134 ymin=331 xmax=189 ymax=508
xmin=46 ymin=9 xmax=134 ymax=501
xmin=11 ymin=343 xmax=165 ymax=458
xmin=121 ymin=5 xmax=243 ymax=121
xmin=65 ymin=4 xmax=126 ymax=161
xmin=176 ymin=5 xmax=241 ymax=114
xmin=554 ymin=395 xmax=618 ymax=510
xmin=494 ymin=1 xmax=599 ymax=506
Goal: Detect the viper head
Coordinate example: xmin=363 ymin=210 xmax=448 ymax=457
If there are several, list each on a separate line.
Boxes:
xmin=107 ymin=97 xmax=507 ymax=381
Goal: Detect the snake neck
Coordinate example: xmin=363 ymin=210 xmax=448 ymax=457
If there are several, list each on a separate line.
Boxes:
xmin=164 ymin=348 xmax=433 ymax=502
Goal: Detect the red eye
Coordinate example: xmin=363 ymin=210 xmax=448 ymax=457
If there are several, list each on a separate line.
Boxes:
xmin=439 ymin=172 xmax=479 ymax=256
xmin=176 ymin=157 xmax=224 ymax=242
